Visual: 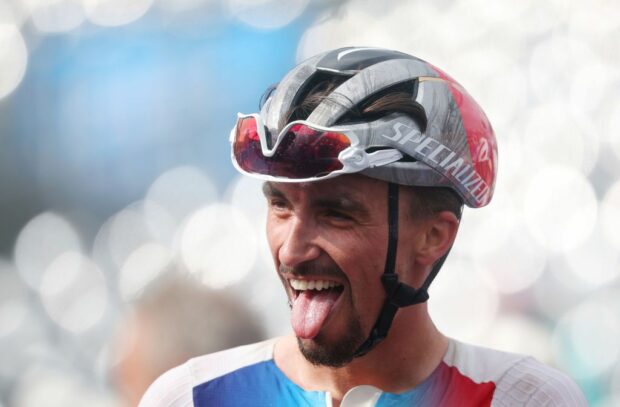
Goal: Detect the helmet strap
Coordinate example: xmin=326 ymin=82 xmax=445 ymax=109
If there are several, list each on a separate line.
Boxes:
xmin=353 ymin=182 xmax=448 ymax=357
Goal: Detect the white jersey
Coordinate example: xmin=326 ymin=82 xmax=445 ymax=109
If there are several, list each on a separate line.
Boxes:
xmin=140 ymin=337 xmax=588 ymax=406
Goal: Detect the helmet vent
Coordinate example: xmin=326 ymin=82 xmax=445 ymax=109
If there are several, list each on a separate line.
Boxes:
xmin=349 ymin=79 xmax=427 ymax=132
xmin=285 ymin=72 xmax=350 ymax=123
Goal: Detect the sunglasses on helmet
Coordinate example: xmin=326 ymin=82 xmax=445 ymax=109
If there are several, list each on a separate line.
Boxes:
xmin=230 ymin=113 xmax=406 ymax=182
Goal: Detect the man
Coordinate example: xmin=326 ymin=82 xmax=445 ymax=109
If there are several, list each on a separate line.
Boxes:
xmin=140 ymin=47 xmax=587 ymax=406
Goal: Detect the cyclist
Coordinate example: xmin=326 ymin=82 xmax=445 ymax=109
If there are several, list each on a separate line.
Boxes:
xmin=140 ymin=47 xmax=587 ymax=407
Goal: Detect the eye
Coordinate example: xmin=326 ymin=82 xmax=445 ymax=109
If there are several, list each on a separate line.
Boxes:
xmin=268 ymin=198 xmax=289 ymax=211
xmin=323 ymin=209 xmax=353 ymax=222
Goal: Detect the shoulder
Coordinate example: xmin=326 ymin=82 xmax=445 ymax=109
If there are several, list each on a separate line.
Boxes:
xmin=138 ymin=362 xmax=193 ymax=407
xmin=443 ymin=338 xmax=527 ymax=384
xmin=443 ymin=339 xmax=587 ymax=406
xmin=138 ymin=338 xmax=278 ymax=407
xmin=492 ymin=357 xmax=588 ymax=406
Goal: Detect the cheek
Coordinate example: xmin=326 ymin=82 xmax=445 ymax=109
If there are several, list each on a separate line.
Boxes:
xmin=335 ymin=233 xmax=387 ymax=303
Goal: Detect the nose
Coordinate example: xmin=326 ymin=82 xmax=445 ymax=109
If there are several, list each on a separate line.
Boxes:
xmin=277 ymin=217 xmax=321 ymax=268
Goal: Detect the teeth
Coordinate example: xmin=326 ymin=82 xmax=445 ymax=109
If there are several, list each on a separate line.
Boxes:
xmin=290 ymin=279 xmax=342 ymax=291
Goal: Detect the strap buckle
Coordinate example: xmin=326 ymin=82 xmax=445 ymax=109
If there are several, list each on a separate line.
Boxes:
xmin=381 ymin=273 xmax=429 ymax=307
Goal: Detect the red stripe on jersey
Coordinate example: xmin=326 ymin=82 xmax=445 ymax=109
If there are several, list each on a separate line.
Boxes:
xmin=434 ymin=362 xmax=496 ymax=406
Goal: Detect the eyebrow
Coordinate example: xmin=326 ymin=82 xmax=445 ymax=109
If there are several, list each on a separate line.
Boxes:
xmin=262 ymin=182 xmax=369 ymax=216
xmin=312 ymin=196 xmax=368 ymax=215
xmin=262 ymin=182 xmax=284 ymax=199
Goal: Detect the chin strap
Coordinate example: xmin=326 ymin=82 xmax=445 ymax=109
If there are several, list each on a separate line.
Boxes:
xmin=353 ymin=182 xmax=448 ymax=358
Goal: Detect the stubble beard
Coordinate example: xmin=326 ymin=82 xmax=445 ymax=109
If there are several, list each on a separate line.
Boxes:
xmin=296 ymin=305 xmax=365 ymax=368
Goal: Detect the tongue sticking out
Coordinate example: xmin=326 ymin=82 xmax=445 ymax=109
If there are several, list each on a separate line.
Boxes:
xmin=291 ymin=289 xmax=341 ymax=339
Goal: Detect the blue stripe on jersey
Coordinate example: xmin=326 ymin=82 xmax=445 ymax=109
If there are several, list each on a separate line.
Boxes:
xmin=192 ymin=359 xmax=327 ymax=407
xmin=375 ymin=363 xmax=441 ymax=406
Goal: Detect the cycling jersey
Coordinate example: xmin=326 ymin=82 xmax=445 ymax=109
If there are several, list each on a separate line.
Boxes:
xmin=139 ymin=337 xmax=587 ymax=406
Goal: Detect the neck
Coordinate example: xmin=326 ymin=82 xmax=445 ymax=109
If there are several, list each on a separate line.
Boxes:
xmin=274 ymin=304 xmax=448 ymax=404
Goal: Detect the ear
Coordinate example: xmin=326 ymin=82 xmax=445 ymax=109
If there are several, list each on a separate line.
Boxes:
xmin=414 ymin=211 xmax=460 ymax=267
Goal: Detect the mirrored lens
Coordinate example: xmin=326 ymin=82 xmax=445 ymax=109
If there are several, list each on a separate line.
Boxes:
xmin=233 ymin=118 xmax=351 ymax=179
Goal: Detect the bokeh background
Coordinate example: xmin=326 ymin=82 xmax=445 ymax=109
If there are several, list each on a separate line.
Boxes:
xmin=1 ymin=0 xmax=619 ymax=405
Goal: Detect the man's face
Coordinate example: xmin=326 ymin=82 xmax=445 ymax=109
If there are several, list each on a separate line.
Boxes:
xmin=263 ymin=175 xmax=422 ymax=367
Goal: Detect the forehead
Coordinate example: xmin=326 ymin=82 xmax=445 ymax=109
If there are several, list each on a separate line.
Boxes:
xmin=263 ymin=175 xmax=388 ymax=206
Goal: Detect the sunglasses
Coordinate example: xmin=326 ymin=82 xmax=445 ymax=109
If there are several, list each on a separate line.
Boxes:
xmin=230 ymin=113 xmax=405 ymax=182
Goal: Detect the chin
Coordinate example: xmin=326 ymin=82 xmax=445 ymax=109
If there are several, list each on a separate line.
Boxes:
xmin=296 ymin=322 xmax=365 ymax=368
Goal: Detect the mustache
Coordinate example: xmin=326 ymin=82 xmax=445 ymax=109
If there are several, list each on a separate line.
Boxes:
xmin=279 ymin=261 xmax=346 ymax=280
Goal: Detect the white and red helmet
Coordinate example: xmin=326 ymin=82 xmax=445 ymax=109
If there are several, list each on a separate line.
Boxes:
xmin=246 ymin=46 xmax=498 ymax=208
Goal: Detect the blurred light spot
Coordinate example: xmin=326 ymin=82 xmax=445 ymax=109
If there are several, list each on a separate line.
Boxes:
xmin=429 ymin=258 xmax=499 ymax=343
xmin=226 ymin=175 xmax=266 ymax=230
xmin=513 ymin=0 xmax=569 ymax=36
xmin=569 ymin=62 xmax=619 ymax=117
xmin=563 ymin=222 xmax=620 ymax=288
xmin=145 ymin=166 xmax=217 ymax=244
xmin=475 ymin=65 xmax=528 ymax=128
xmin=82 ymin=0 xmax=154 ymax=27
xmin=297 ymin=2 xmax=461 ymax=65
xmin=452 ymin=46 xmax=521 ymax=95
xmin=552 ymin=298 xmax=620 ymax=379
xmin=141 ymin=199 xmax=177 ymax=247
xmin=158 ymin=0 xmax=213 ymax=13
xmin=40 ymin=252 xmax=108 ymax=333
xmin=0 ymin=23 xmax=28 ymax=100
xmin=0 ymin=1 xmax=28 ymax=26
xmin=568 ymin=0 xmax=620 ymax=33
xmin=22 ymin=0 xmax=85 ymax=32
xmin=0 ymin=260 xmax=28 ymax=338
xmin=479 ymin=315 xmax=552 ymax=364
xmin=479 ymin=148 xmax=537 ymax=213
xmin=529 ymin=35 xmax=596 ymax=102
xmin=226 ymin=0 xmax=309 ymax=30
xmin=0 ymin=315 xmax=48 ymax=379
xmin=13 ymin=365 xmax=117 ymax=407
xmin=523 ymin=103 xmax=599 ymax=174
xmin=156 ymin=0 xmax=229 ymax=37
xmin=474 ymin=223 xmax=546 ymax=294
xmin=91 ymin=213 xmax=116 ymax=271
xmin=524 ymin=166 xmax=597 ymax=253
xmin=456 ymin=205 xmax=518 ymax=257
xmin=93 ymin=202 xmax=154 ymax=270
xmin=532 ymin=266 xmax=586 ymax=321
xmin=452 ymin=0 xmax=533 ymax=26
xmin=119 ymin=242 xmax=173 ymax=301
xmin=0 ymin=299 xmax=27 ymax=338
xmin=295 ymin=13 xmax=352 ymax=63
xmin=394 ymin=3 xmax=488 ymax=62
xmin=296 ymin=7 xmax=375 ymax=62
xmin=609 ymin=99 xmax=620 ymax=162
xmin=13 ymin=366 xmax=81 ymax=407
xmin=180 ymin=204 xmax=256 ymax=289
xmin=14 ymin=212 xmax=82 ymax=290
xmin=601 ymin=181 xmax=620 ymax=250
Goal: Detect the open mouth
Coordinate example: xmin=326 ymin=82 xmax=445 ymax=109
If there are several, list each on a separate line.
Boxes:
xmin=288 ymin=278 xmax=346 ymax=339
xmin=289 ymin=279 xmax=345 ymax=298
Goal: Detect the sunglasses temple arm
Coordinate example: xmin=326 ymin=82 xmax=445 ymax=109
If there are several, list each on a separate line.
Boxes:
xmin=367 ymin=149 xmax=403 ymax=168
